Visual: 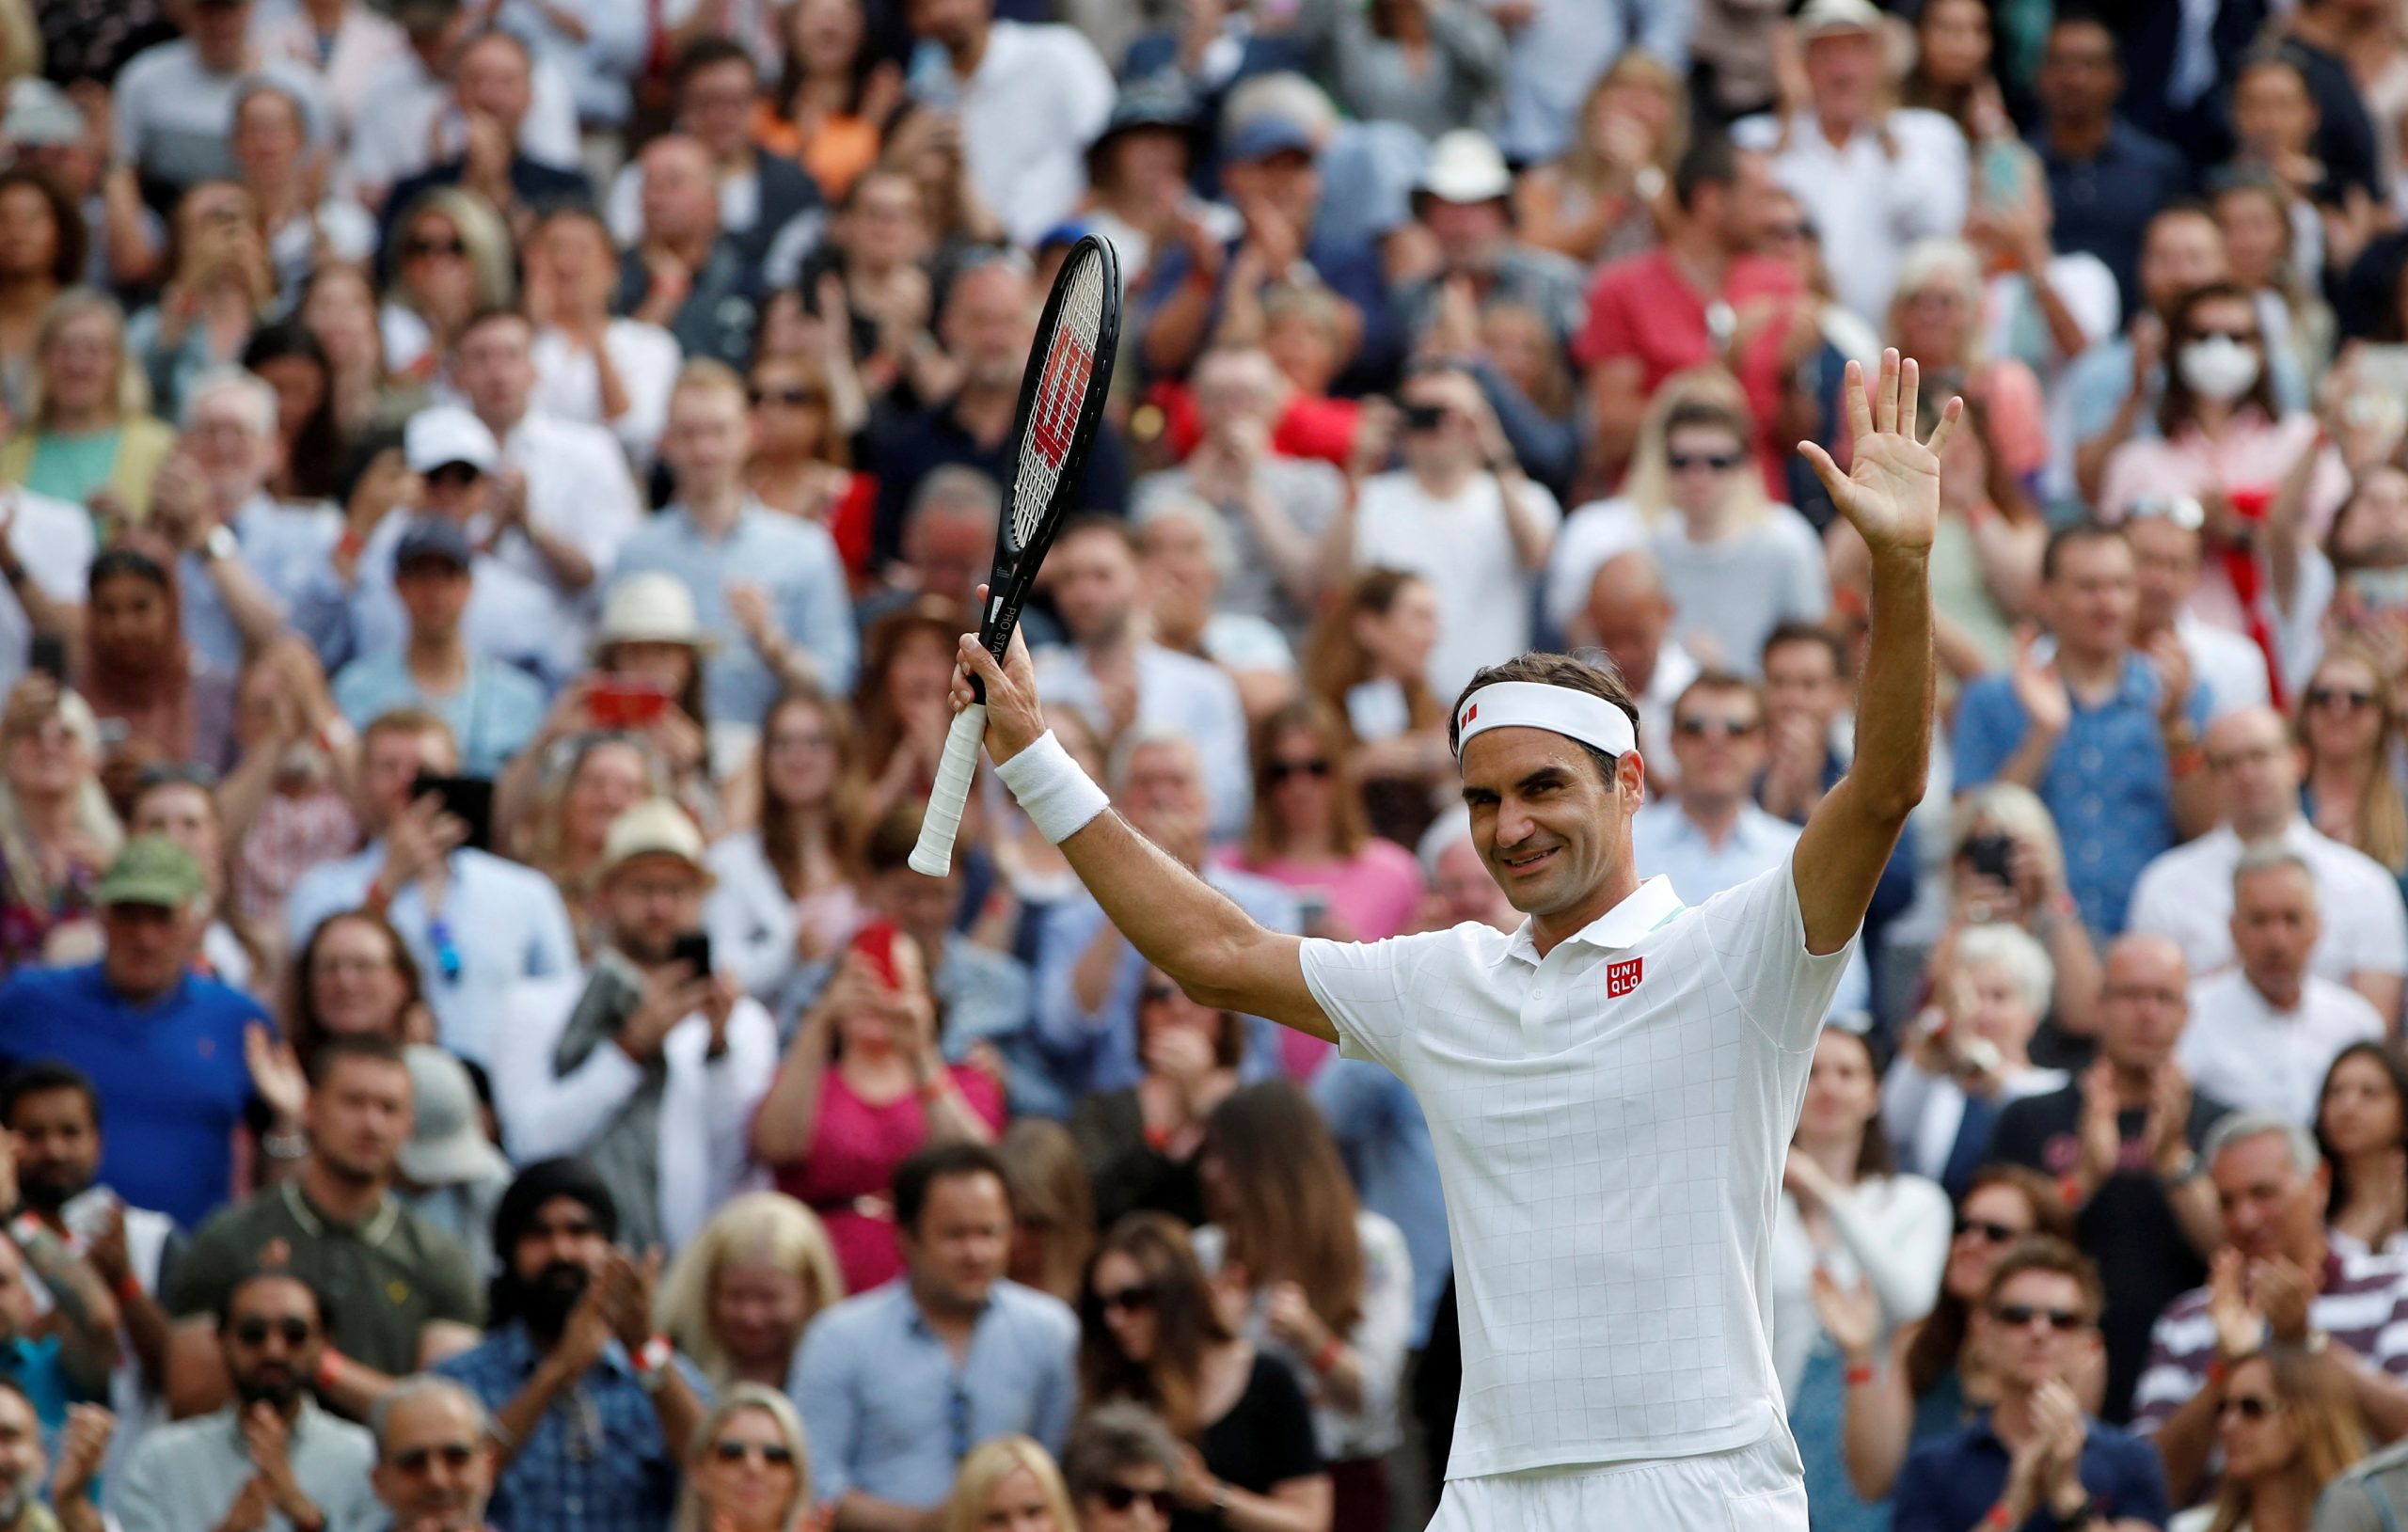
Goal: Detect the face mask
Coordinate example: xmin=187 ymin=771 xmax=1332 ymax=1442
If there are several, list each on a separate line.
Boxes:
xmin=2177 ymin=335 xmax=2261 ymax=403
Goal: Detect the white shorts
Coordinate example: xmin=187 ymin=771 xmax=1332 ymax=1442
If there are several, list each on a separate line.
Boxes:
xmin=1427 ymin=1431 xmax=1808 ymax=1531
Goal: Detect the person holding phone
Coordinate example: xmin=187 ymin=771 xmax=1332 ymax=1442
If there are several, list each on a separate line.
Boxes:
xmin=490 ymin=798 xmax=776 ymax=1257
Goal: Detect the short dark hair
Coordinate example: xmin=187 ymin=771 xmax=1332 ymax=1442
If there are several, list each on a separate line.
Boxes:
xmin=1982 ymin=1235 xmax=2104 ymax=1322
xmin=1055 ymin=514 xmax=1136 ymax=557
xmin=863 ymin=803 xmax=927 ymax=877
xmin=1061 ymin=1402 xmax=1183 ymax=1500
xmin=0 ymin=171 xmax=90 ymax=289
xmin=0 ymin=1061 xmax=100 ymax=1132
xmin=307 ymin=1033 xmax=411 ymax=1089
xmin=675 ymin=35 xmax=757 ymax=91
xmin=454 ymin=305 xmax=533 ymax=350
xmin=1671 ymin=669 xmax=1763 ymax=723
xmin=217 ymin=1268 xmax=331 ymax=1335
xmin=1447 ymin=654 xmax=1642 ymax=784
xmin=1762 ymin=621 xmax=1847 ymax=677
xmin=1672 ymin=133 xmax=1742 ymax=213
xmin=2040 ymin=519 xmax=2129 ymax=583
xmin=894 ymin=1142 xmax=1012 ymax=1234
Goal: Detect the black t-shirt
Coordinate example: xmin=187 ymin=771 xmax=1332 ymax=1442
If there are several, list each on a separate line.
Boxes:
xmin=1985 ymin=1082 xmax=2231 ymax=1423
xmin=1173 ymin=1352 xmax=1323 ymax=1532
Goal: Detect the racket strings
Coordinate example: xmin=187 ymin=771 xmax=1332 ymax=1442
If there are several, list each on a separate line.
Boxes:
xmin=1012 ymin=251 xmax=1107 ymax=546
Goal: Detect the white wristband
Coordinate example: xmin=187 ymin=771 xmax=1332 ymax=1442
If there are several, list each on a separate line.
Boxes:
xmin=995 ymin=730 xmax=1110 ymax=845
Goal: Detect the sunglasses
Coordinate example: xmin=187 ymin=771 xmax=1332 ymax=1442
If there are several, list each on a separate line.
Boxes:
xmin=1954 ymin=1218 xmax=2023 ymax=1246
xmin=392 ymin=1443 xmax=479 ymax=1474
xmin=1268 ymin=758 xmax=1331 ymax=783
xmin=750 ymin=386 xmax=824 ymax=408
xmin=1098 ymin=1484 xmax=1178 ymax=1516
xmin=1668 ymin=450 xmax=1744 ymax=473
xmin=1138 ymin=984 xmax=1178 ymax=1004
xmin=1990 ymin=1303 xmax=2086 ymax=1333
xmin=404 ymin=236 xmax=467 ymax=261
xmin=2221 ymin=1394 xmax=2281 ymax=1422
xmin=1761 ymin=222 xmax=1807 ymax=242
xmin=1675 ymin=716 xmax=1760 ymax=738
xmin=233 ymin=1317 xmax=314 ymax=1348
xmin=425 ymin=463 xmax=483 ymax=490
xmin=1097 ymin=1284 xmax=1159 ymax=1315
xmin=2309 ymin=685 xmax=2377 ymax=712
xmin=711 ymin=1439 xmax=798 ymax=1466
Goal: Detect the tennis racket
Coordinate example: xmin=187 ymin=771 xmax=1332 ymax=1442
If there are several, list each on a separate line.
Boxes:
xmin=910 ymin=235 xmax=1122 ymax=876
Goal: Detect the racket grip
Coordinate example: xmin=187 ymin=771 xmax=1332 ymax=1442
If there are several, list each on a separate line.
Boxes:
xmin=910 ymin=704 xmax=988 ymax=877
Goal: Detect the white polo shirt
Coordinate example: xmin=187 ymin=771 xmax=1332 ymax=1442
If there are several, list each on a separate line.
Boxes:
xmin=2178 ymin=967 xmax=2386 ymax=1126
xmin=2126 ymin=818 xmax=2408 ymax=994
xmin=1300 ymin=858 xmax=1853 ymax=1478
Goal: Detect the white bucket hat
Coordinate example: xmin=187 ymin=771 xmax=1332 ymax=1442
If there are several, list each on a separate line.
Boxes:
xmin=593 ymin=573 xmax=718 ymax=656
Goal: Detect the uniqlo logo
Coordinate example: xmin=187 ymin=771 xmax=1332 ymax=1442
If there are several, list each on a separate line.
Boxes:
xmin=1606 ymin=957 xmax=1643 ymax=998
xmin=1030 ymin=329 xmax=1092 ymax=468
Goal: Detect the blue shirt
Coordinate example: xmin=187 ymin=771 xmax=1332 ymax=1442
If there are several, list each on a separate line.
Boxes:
xmin=2032 ymin=119 xmax=2193 ymax=321
xmin=1629 ymin=800 xmax=1872 ymax=1018
xmin=181 ymin=497 xmax=344 ymax=673
xmin=1955 ymin=654 xmax=2210 ymax=936
xmin=330 ymin=652 xmax=548 ymax=779
xmin=1313 ymin=1059 xmax=1450 ymax=1349
xmin=610 ymin=501 xmax=856 ymax=729
xmin=1891 ymin=1410 xmax=2169 ymax=1531
xmin=435 ymin=1325 xmax=705 ymax=1532
xmin=788 ymin=1278 xmax=1078 ymax=1510
xmin=0 ymin=964 xmax=265 ymax=1229
xmin=285 ymin=846 xmax=578 ymax=1066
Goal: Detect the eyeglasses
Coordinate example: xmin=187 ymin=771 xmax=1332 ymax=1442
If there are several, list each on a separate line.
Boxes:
xmin=1675 ymin=716 xmax=1760 ymax=738
xmin=404 ymin=236 xmax=467 ymax=261
xmin=232 ymin=1317 xmax=314 ymax=1348
xmin=2221 ymin=1393 xmax=2281 ymax=1422
xmin=1668 ymin=450 xmax=1745 ymax=473
xmin=749 ymin=386 xmax=824 ymax=408
xmin=391 ymin=1443 xmax=479 ymax=1474
xmin=710 ymin=1439 xmax=799 ymax=1466
xmin=1990 ymin=1303 xmax=2086 ymax=1333
xmin=1096 ymin=1284 xmax=1159 ymax=1315
xmin=424 ymin=463 xmax=483 ymax=490
xmin=1954 ymin=1218 xmax=2023 ymax=1246
xmin=2308 ymin=685 xmax=2377 ymax=712
xmin=1097 ymin=1484 xmax=1178 ymax=1516
xmin=1267 ymin=758 xmax=1331 ymax=783
xmin=1138 ymin=984 xmax=1178 ymax=1004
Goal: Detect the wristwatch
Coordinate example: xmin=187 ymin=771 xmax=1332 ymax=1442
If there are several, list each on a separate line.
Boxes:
xmin=200 ymin=525 xmax=238 ymax=563
xmin=630 ymin=1334 xmax=675 ymax=1393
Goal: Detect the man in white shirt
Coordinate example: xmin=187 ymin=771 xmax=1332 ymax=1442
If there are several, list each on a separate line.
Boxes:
xmin=113 ymin=0 xmax=328 ymax=201
xmin=494 ymin=799 xmax=774 ymax=1256
xmin=1032 ymin=520 xmax=1252 ymax=842
xmin=2125 ymin=500 xmax=2271 ymax=719
xmin=2127 ymin=706 xmax=2407 ymax=1021
xmin=1732 ymin=0 xmax=1968 ymax=324
xmin=1349 ymin=364 xmax=1560 ymax=701
xmin=2178 ymin=846 xmax=2386 ymax=1126
xmin=903 ymin=0 xmax=1114 ymax=247
xmin=948 ymin=353 xmax=1956 ymax=1524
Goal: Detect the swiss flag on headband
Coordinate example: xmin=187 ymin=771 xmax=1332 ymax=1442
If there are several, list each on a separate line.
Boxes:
xmin=1464 ymin=703 xmax=1478 ymax=726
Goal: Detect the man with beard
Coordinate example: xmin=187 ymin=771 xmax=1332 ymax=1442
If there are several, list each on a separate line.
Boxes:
xmin=0 ymin=1382 xmax=109 ymax=1532
xmin=163 ymin=1038 xmax=483 ymax=1418
xmin=434 ymin=1159 xmax=704 ymax=1532
xmin=116 ymin=1271 xmax=382 ymax=1532
xmin=369 ymin=1376 xmax=498 ymax=1532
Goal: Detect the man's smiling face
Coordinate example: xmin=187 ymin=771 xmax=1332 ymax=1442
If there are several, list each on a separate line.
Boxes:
xmin=1458 ymin=726 xmax=1644 ymax=921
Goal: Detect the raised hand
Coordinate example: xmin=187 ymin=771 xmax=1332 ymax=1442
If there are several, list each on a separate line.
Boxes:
xmin=1809 ymin=1267 xmax=1882 ymax=1364
xmin=1798 ymin=350 xmax=1962 ymax=559
xmin=953 ymin=584 xmax=1047 ymax=763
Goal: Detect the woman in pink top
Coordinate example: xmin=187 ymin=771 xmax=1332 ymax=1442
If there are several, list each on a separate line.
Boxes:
xmin=2099 ymin=283 xmax=2348 ymax=650
xmin=750 ymin=925 xmax=1003 ymax=1293
xmin=1217 ymin=700 xmax=1421 ymax=1081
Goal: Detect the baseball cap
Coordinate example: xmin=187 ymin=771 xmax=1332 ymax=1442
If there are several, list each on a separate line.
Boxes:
xmin=1225 ymin=114 xmax=1318 ymax=165
xmin=403 ymin=406 xmax=499 ymax=476
xmin=1797 ymin=0 xmax=1883 ymax=38
xmin=1418 ymin=130 xmax=1513 ymax=205
xmin=393 ymin=517 xmax=474 ymax=573
xmin=95 ymin=836 xmax=207 ymax=910
xmin=2 ymin=81 xmax=85 ymax=150
xmin=596 ymin=799 xmax=712 ymax=884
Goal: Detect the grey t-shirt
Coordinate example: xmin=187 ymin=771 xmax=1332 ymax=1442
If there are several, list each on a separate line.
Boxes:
xmin=1647 ymin=516 xmax=1830 ymax=678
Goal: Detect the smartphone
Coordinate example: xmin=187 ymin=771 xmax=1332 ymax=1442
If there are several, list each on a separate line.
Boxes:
xmin=669 ymin=930 xmax=712 ymax=976
xmin=1963 ymin=831 xmax=2015 ymax=883
xmin=851 ymin=919 xmax=900 ymax=988
xmin=1978 ymin=139 xmax=2030 ymax=212
xmin=410 ymin=772 xmax=495 ymax=852
xmin=1401 ymin=402 xmax=1447 ymax=434
xmin=588 ymin=673 xmax=673 ymax=730
xmin=26 ymin=635 xmax=65 ymax=684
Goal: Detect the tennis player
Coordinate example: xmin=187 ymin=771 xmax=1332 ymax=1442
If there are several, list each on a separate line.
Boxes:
xmin=952 ymin=351 xmax=1958 ymax=1526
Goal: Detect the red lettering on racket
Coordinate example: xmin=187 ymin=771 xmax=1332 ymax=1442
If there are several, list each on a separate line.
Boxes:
xmin=1030 ymin=329 xmax=1092 ymax=469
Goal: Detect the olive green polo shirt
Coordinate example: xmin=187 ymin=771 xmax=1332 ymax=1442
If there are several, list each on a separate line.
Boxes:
xmin=162 ymin=1182 xmax=483 ymax=1376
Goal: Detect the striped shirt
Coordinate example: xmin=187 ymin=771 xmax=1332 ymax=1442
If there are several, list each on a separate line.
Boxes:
xmin=2132 ymin=1245 xmax=2408 ymax=1432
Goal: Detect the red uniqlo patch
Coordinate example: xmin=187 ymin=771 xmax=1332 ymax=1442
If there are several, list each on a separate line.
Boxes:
xmin=1606 ymin=957 xmax=1643 ymax=998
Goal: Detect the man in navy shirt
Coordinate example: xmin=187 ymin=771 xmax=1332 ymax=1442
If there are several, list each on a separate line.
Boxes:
xmin=1893 ymin=1238 xmax=2170 ymax=1531
xmin=2031 ymin=16 xmax=2193 ymax=322
xmin=0 ymin=838 xmax=273 ymax=1230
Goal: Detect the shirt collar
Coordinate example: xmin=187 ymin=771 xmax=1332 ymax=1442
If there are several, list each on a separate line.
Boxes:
xmin=1507 ymin=875 xmax=1685 ymax=964
xmin=279 ymin=1179 xmax=402 ymax=1245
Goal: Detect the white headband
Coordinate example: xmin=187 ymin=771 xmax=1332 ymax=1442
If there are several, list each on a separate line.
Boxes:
xmin=1453 ymin=681 xmax=1637 ymax=759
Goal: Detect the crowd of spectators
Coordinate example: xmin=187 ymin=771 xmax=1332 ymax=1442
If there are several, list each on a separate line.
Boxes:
xmin=2 ymin=0 xmax=2408 ymax=1525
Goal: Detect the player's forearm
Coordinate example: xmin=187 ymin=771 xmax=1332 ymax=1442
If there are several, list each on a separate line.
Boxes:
xmin=1060 ymin=812 xmax=1274 ymax=1012
xmin=1848 ymin=550 xmax=1935 ymax=822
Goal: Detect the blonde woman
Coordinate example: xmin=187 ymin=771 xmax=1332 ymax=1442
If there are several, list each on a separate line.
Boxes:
xmin=673 ymin=1384 xmax=825 ymax=1532
xmin=1514 ymin=55 xmax=1687 ymax=265
xmin=657 ymin=1192 xmax=846 ymax=1391
xmin=0 ymin=677 xmax=120 ymax=970
xmin=379 ymin=187 xmax=515 ymax=380
xmin=942 ymin=1436 xmax=1077 ymax=1532
xmin=0 ymin=289 xmax=175 ymax=519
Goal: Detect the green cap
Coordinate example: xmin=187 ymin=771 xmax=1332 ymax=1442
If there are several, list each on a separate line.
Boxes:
xmin=93 ymin=836 xmax=206 ymax=910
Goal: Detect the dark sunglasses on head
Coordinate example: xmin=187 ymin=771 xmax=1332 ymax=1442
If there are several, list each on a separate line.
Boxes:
xmin=2309 ymin=685 xmax=2376 ymax=711
xmin=233 ymin=1317 xmax=314 ymax=1348
xmin=1954 ymin=1218 xmax=2022 ymax=1246
xmin=425 ymin=463 xmax=483 ymax=490
xmin=750 ymin=385 xmax=824 ymax=408
xmin=1990 ymin=1303 xmax=2085 ymax=1333
xmin=1097 ymin=1284 xmax=1158 ymax=1315
xmin=1098 ymin=1483 xmax=1178 ymax=1516
xmin=404 ymin=237 xmax=467 ymax=261
xmin=1668 ymin=450 xmax=1744 ymax=473
xmin=393 ymin=1443 xmax=479 ymax=1473
xmin=711 ymin=1439 xmax=798 ymax=1466
xmin=2221 ymin=1393 xmax=2280 ymax=1421
xmin=1267 ymin=758 xmax=1331 ymax=783
xmin=1675 ymin=716 xmax=1760 ymax=738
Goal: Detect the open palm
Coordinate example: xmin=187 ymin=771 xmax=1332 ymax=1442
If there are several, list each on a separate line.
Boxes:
xmin=1799 ymin=350 xmax=1962 ymax=557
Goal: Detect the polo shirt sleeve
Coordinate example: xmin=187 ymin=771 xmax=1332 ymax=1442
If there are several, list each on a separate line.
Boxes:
xmin=1949 ymin=677 xmax=2020 ymax=791
xmin=2129 ymin=1302 xmax=2204 ymax=1436
xmin=420 ymin=1226 xmax=485 ymax=1329
xmin=1697 ymin=857 xmax=1856 ymax=1053
xmin=788 ymin=1313 xmax=863 ymax=1504
xmin=158 ymin=1212 xmax=247 ymax=1321
xmin=1296 ymin=932 xmax=1450 ymax=1078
